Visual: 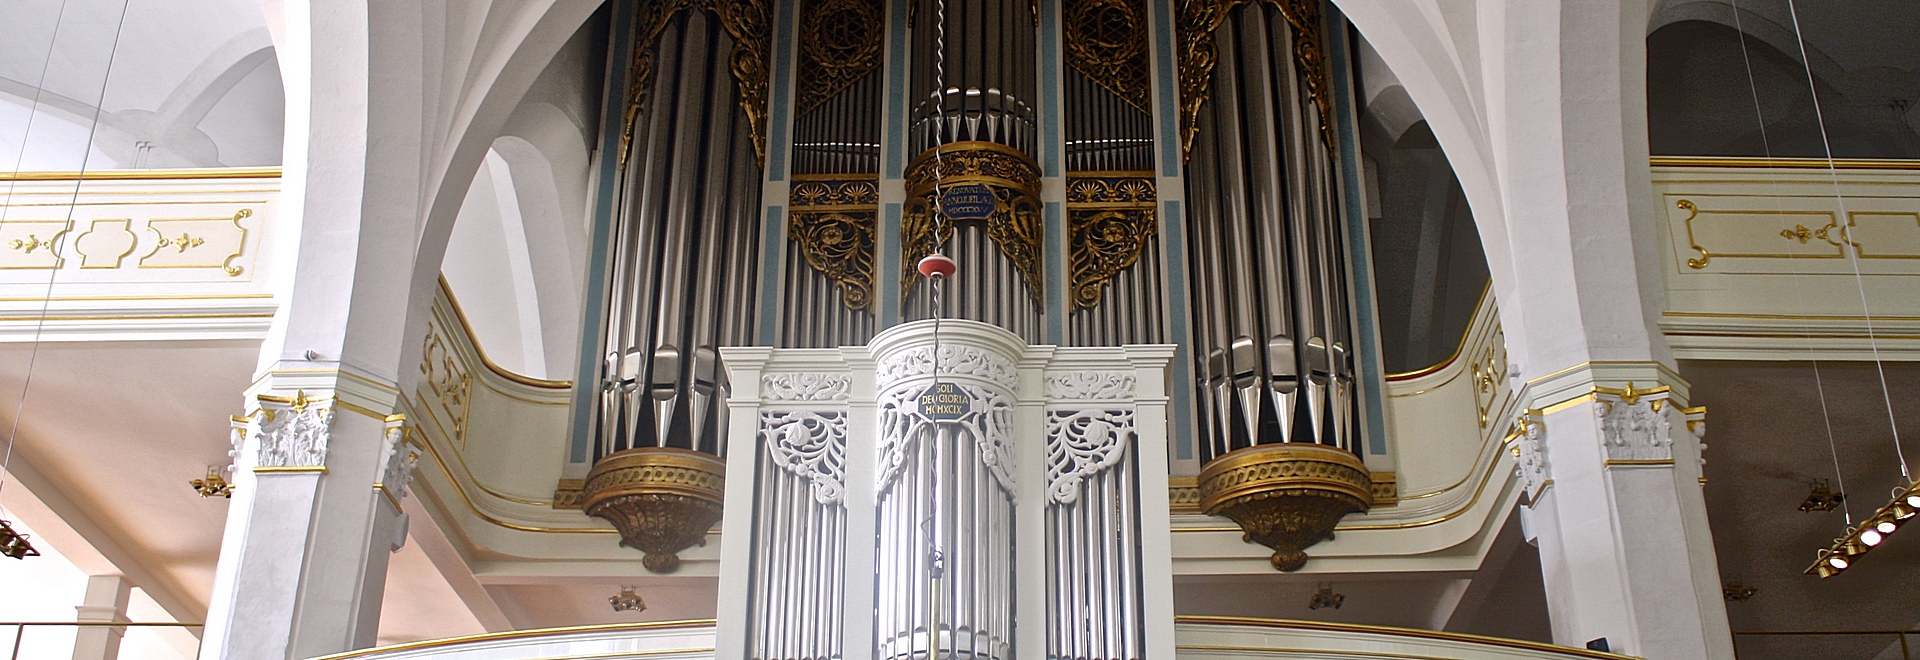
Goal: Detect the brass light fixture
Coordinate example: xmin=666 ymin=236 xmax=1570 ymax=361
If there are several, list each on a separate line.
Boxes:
xmin=1308 ymin=585 xmax=1345 ymax=610
xmin=582 ymin=447 xmax=727 ymax=573
xmin=609 ymin=586 xmax=646 ymax=613
xmin=190 ymin=465 xmax=233 ymax=498
xmin=1807 ymin=479 xmax=1919 ymax=578
xmin=1197 ymin=443 xmax=1373 ymax=572
xmin=1798 ymin=478 xmax=1844 ymax=512
xmin=0 ymin=519 xmax=39 ymax=560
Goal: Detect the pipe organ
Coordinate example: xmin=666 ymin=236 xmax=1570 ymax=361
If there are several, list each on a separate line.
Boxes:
xmin=578 ymin=0 xmax=1380 ymax=654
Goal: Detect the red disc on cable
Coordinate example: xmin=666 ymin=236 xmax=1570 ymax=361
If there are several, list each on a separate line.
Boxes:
xmin=918 ymin=253 xmax=957 ymax=279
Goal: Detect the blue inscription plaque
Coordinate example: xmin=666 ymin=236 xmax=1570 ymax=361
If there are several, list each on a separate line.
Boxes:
xmin=916 ymin=382 xmax=971 ymax=421
xmin=938 ymin=184 xmax=997 ymax=220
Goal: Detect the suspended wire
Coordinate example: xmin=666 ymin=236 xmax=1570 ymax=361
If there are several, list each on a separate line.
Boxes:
xmin=1783 ymin=0 xmax=1910 ymax=482
xmin=1727 ymin=0 xmax=1853 ymax=523
xmin=0 ymin=0 xmax=135 ymax=501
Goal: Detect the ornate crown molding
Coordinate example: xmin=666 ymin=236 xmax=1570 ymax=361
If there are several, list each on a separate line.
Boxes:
xmin=1046 ymin=371 xmax=1136 ymax=400
xmin=1595 ymin=383 xmax=1675 ymax=464
xmin=875 ymin=343 xmax=1019 ymax=391
xmin=762 ymin=373 xmax=852 ymax=401
xmin=253 ymin=391 xmax=333 ymax=470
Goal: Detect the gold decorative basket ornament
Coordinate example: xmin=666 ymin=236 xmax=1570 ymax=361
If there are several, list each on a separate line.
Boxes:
xmin=582 ymin=447 xmax=727 ymax=573
xmin=1197 ymin=443 xmax=1373 ymax=572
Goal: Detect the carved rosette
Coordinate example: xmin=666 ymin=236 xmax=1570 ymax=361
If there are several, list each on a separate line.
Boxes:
xmin=902 ymin=142 xmax=1045 ymax=304
xmin=1197 ymin=442 xmax=1373 ymax=571
xmin=1066 ymin=173 xmax=1158 ymax=310
xmin=583 ymin=447 xmax=728 ymax=573
xmin=789 ymin=177 xmax=879 ymax=311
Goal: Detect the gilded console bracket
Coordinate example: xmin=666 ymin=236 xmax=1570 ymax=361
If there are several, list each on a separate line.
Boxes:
xmin=1197 ymin=442 xmax=1373 ymax=571
xmin=582 ymin=447 xmax=727 ymax=573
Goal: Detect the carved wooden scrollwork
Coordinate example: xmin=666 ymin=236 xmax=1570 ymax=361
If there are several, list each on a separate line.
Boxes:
xmin=1063 ymin=0 xmax=1152 ymax=113
xmin=1176 ymin=0 xmax=1334 ymax=159
xmin=1066 ymin=173 xmax=1158 ymax=310
xmin=789 ymin=177 xmax=879 ymax=311
xmin=796 ymin=0 xmax=884 ymax=115
xmin=902 ymin=142 xmax=1045 ymax=304
xmin=621 ymin=0 xmax=774 ymax=167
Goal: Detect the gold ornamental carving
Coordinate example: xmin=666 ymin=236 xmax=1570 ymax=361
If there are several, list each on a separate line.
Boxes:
xmin=795 ymin=0 xmax=883 ymax=116
xmin=1197 ymin=442 xmax=1373 ymax=571
xmin=1177 ymin=0 xmax=1334 ymax=158
xmin=583 ymin=447 xmax=727 ymax=573
xmin=789 ymin=176 xmax=879 ymax=310
xmin=621 ymin=0 xmax=773 ymax=167
xmin=1063 ymin=0 xmax=1152 ymax=113
xmin=1067 ymin=173 xmax=1157 ymax=310
xmin=902 ymin=142 xmax=1046 ymax=304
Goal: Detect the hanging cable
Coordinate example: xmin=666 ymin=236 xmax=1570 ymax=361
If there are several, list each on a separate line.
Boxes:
xmin=0 ymin=0 xmax=135 ymax=510
xmin=1783 ymin=0 xmax=1910 ymax=482
xmin=1727 ymin=0 xmax=1854 ymax=523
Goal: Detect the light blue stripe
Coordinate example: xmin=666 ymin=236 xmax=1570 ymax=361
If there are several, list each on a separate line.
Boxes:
xmin=570 ymin=1 xmax=637 ymax=463
xmin=1162 ymin=200 xmax=1195 ymax=461
xmin=1045 ymin=201 xmax=1065 ymax=344
xmin=878 ymin=202 xmax=903 ymax=327
xmin=1038 ymin=0 xmax=1064 ymax=178
xmin=1325 ymin=11 xmax=1390 ymax=456
xmin=757 ymin=205 xmax=787 ymax=345
xmin=883 ymin=0 xmax=911 ymax=179
xmin=1151 ymin=0 xmax=1183 ymax=177
xmin=765 ymin=0 xmax=799 ymax=179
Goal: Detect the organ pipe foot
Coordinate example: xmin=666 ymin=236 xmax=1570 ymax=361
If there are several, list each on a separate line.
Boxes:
xmin=582 ymin=447 xmax=727 ymax=573
xmin=1197 ymin=443 xmax=1373 ymax=572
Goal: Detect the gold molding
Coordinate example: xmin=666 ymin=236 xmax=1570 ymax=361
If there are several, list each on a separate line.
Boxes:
xmin=1604 ymin=459 xmax=1676 ymax=467
xmin=0 ymin=167 xmax=282 ymax=181
xmin=789 ymin=177 xmax=879 ymax=310
xmin=436 ymin=277 xmax=573 ymax=389
xmin=1651 ymin=156 xmax=1920 ymax=170
xmin=1174 ymin=616 xmax=1637 ymax=660
xmin=307 ymin=620 xmax=718 ymax=660
xmin=254 ymin=466 xmax=327 ymax=474
xmin=902 ymin=142 xmax=1045 ymax=304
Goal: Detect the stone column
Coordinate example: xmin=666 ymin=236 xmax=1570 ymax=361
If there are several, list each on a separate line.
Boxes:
xmin=198 ymin=386 xmax=415 ymax=660
xmin=70 ymin=575 xmax=131 ymax=660
xmin=1513 ymin=369 xmax=1728 ymax=658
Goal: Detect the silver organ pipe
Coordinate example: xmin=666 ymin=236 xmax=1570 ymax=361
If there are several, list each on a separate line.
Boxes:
xmin=1183 ymin=1 xmax=1358 ymax=464
xmin=594 ymin=8 xmax=764 ymax=460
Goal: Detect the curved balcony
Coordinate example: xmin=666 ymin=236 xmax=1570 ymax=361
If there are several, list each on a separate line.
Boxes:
xmin=309 ymin=618 xmax=1631 ymax=659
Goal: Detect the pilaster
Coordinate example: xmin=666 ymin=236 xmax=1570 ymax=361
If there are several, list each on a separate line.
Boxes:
xmin=70 ymin=575 xmax=131 ymax=660
xmin=199 ymin=371 xmax=419 ymax=660
xmin=1515 ymin=366 xmax=1730 ymax=658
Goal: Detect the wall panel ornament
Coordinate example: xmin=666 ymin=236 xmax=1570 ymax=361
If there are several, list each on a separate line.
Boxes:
xmin=794 ymin=0 xmax=884 ymax=115
xmin=254 ymin=392 xmax=333 ymax=469
xmin=902 ymin=142 xmax=1046 ymax=303
xmin=789 ymin=177 xmax=879 ymax=311
xmin=1063 ymin=0 xmax=1152 ymax=112
xmin=620 ymin=0 xmax=773 ymax=166
xmin=1176 ymin=0 xmax=1334 ymax=157
xmin=1067 ymin=173 xmax=1158 ymax=310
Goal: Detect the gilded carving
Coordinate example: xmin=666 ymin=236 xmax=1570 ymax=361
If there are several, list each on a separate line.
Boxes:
xmin=789 ymin=177 xmax=879 ymax=311
xmin=582 ymin=447 xmax=728 ymax=573
xmin=795 ymin=0 xmax=884 ymax=116
xmin=1197 ymin=443 xmax=1372 ymax=571
xmin=1177 ymin=0 xmax=1334 ymax=158
xmin=1066 ymin=174 xmax=1157 ymax=310
xmin=420 ymin=317 xmax=474 ymax=446
xmin=1063 ymin=0 xmax=1152 ymax=113
xmin=138 ymin=209 xmax=250 ymax=276
xmin=1469 ymin=323 xmax=1507 ymax=429
xmin=902 ymin=143 xmax=1045 ymax=304
xmin=621 ymin=0 xmax=774 ymax=167
xmin=0 ymin=221 xmax=69 ymax=269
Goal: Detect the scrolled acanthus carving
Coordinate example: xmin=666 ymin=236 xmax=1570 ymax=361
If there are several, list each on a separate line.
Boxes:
xmin=254 ymin=392 xmax=333 ymax=469
xmin=1046 ymin=409 xmax=1134 ymax=504
xmin=788 ymin=179 xmax=878 ymax=311
xmin=762 ymin=373 xmax=851 ymax=401
xmin=762 ymin=410 xmax=848 ymax=504
xmin=876 ymin=344 xmax=1019 ymax=391
xmin=1046 ymin=371 xmax=1136 ymax=400
xmin=1594 ymin=383 xmax=1675 ymax=463
xmin=876 ymin=382 xmax=1017 ymax=493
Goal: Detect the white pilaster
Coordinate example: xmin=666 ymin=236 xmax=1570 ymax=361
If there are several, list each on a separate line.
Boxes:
xmin=70 ymin=575 xmax=131 ymax=660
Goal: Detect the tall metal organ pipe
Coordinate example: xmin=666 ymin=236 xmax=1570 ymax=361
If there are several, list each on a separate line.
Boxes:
xmin=593 ymin=9 xmax=764 ymax=461
xmin=1185 ymin=2 xmax=1357 ymax=464
xmin=901 ymin=0 xmax=1044 ymax=343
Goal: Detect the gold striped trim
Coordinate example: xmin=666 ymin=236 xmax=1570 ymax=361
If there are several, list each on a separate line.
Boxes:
xmin=1175 ymin=616 xmax=1639 ymax=659
xmin=1651 ymin=156 xmax=1920 ymax=170
xmin=308 ymin=620 xmax=717 ymax=660
xmin=0 ymin=167 xmax=282 ymax=181
xmin=254 ymin=466 xmax=327 ymax=474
